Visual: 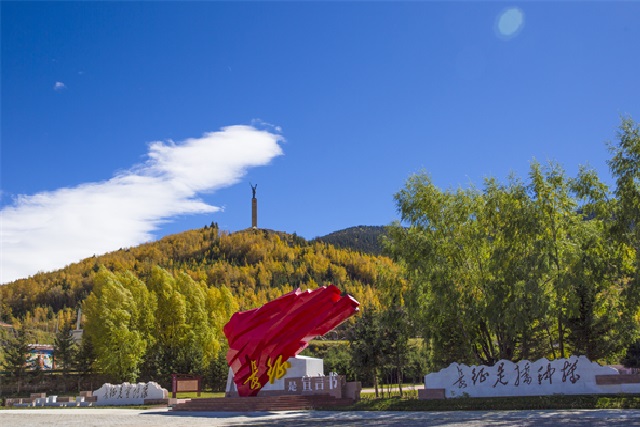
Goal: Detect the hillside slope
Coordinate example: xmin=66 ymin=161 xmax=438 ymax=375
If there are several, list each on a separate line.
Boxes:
xmin=314 ymin=225 xmax=388 ymax=255
xmin=0 ymin=224 xmax=402 ymax=324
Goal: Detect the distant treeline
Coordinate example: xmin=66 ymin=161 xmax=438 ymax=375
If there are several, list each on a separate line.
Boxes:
xmin=314 ymin=226 xmax=388 ymax=255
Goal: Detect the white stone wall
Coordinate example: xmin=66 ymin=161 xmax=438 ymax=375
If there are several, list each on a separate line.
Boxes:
xmin=93 ymin=382 xmax=167 ymax=405
xmin=424 ymin=355 xmax=630 ymax=398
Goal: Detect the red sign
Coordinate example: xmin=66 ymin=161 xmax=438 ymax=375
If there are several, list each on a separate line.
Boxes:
xmin=224 ymin=285 xmax=359 ymax=396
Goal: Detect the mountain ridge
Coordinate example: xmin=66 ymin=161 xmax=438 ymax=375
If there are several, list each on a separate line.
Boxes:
xmin=313 ymin=225 xmax=387 ymax=255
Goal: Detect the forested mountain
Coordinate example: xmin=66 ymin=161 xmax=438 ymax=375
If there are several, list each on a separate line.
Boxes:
xmin=314 ymin=226 xmax=388 ymax=255
xmin=0 ymin=224 xmax=402 ymax=328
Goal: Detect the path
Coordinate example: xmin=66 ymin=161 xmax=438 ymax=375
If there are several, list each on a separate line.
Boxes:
xmin=2 ymin=407 xmax=640 ymax=427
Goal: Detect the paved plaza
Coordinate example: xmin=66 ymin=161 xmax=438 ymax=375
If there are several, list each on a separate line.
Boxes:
xmin=2 ymin=408 xmax=640 ymax=427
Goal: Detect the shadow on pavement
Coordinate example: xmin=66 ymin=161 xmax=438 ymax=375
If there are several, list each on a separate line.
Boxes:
xmin=149 ymin=410 xmax=640 ymax=427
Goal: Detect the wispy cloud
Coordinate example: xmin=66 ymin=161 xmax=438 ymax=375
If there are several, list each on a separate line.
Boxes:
xmin=495 ymin=7 xmax=525 ymax=40
xmin=54 ymin=81 xmax=66 ymax=91
xmin=0 ymin=125 xmax=284 ymax=283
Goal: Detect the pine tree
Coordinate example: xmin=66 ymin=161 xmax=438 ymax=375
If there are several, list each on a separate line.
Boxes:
xmin=347 ymin=309 xmax=386 ymax=397
xmin=2 ymin=325 xmax=31 ymax=393
xmin=54 ymin=324 xmax=78 ymax=391
xmin=622 ymin=340 xmax=640 ymax=372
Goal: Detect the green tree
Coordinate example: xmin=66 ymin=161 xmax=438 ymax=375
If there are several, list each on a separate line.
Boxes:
xmin=75 ymin=335 xmax=96 ymax=376
xmin=387 ymin=156 xmax=638 ymax=368
xmin=608 ymin=116 xmax=640 ymax=312
xmin=83 ymin=267 xmax=149 ymax=382
xmin=175 ymin=272 xmax=217 ymax=372
xmin=348 ymin=309 xmax=386 ymax=397
xmin=380 ymin=305 xmax=411 ymax=396
xmin=622 ymin=340 xmax=640 ymax=371
xmin=322 ymin=344 xmax=354 ymax=380
xmin=75 ymin=335 xmax=95 ymax=389
xmin=2 ymin=325 xmax=31 ymax=393
xmin=481 ymin=176 xmax=550 ymax=361
xmin=528 ymin=161 xmax=584 ymax=359
xmin=608 ymin=116 xmax=640 ymax=248
xmin=387 ymin=173 xmax=542 ymax=367
xmin=564 ymin=166 xmax=637 ymax=360
xmin=205 ymin=284 xmax=238 ymax=362
xmin=118 ymin=271 xmax=157 ymax=349
xmin=54 ymin=323 xmax=78 ymax=391
xmin=144 ymin=266 xmax=189 ymax=378
xmin=387 ymin=175 xmax=479 ymax=368
xmin=207 ymin=348 xmax=230 ymax=392
xmin=140 ymin=266 xmax=239 ymax=382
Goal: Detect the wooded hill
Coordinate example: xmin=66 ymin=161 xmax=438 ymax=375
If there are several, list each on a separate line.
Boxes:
xmin=314 ymin=226 xmax=387 ymax=255
xmin=0 ymin=224 xmax=401 ymax=331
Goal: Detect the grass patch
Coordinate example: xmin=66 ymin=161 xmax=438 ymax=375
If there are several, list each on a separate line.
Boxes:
xmin=339 ymin=394 xmax=640 ymax=411
xmin=173 ymin=391 xmax=225 ymax=399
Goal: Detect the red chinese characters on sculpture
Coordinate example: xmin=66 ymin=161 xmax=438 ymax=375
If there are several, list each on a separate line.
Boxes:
xmin=224 ymin=285 xmax=360 ymax=397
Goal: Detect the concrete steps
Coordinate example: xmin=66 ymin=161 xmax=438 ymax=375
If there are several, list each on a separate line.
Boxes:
xmin=171 ymin=395 xmax=355 ymax=412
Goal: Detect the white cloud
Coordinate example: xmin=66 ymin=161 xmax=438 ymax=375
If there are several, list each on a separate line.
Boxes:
xmin=0 ymin=125 xmax=284 ymax=283
xmin=495 ymin=7 xmax=525 ymax=40
xmin=54 ymin=81 xmax=66 ymax=91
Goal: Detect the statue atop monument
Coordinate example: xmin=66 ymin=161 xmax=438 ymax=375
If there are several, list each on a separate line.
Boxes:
xmin=251 ymin=183 xmax=258 ymax=228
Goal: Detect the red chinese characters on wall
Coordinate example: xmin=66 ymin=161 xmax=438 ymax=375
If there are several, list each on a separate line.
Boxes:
xmin=224 ymin=285 xmax=360 ymax=397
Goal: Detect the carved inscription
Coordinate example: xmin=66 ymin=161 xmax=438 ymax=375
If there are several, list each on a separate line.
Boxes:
xmin=425 ymin=356 xmax=622 ymax=398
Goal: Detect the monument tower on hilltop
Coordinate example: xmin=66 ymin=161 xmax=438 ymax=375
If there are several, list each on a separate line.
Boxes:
xmin=251 ymin=183 xmax=257 ymax=229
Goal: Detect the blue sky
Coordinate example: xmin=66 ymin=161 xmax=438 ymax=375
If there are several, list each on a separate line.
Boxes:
xmin=2 ymin=1 xmax=639 ymax=283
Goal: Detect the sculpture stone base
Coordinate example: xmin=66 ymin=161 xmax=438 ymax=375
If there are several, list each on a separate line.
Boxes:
xmin=225 ymin=355 xmax=323 ymax=397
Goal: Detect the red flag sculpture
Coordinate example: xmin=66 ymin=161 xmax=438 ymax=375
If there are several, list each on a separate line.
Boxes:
xmin=224 ymin=285 xmax=360 ymax=396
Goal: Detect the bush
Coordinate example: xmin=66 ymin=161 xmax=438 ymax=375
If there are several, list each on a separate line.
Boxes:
xmin=622 ymin=340 xmax=640 ymax=371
